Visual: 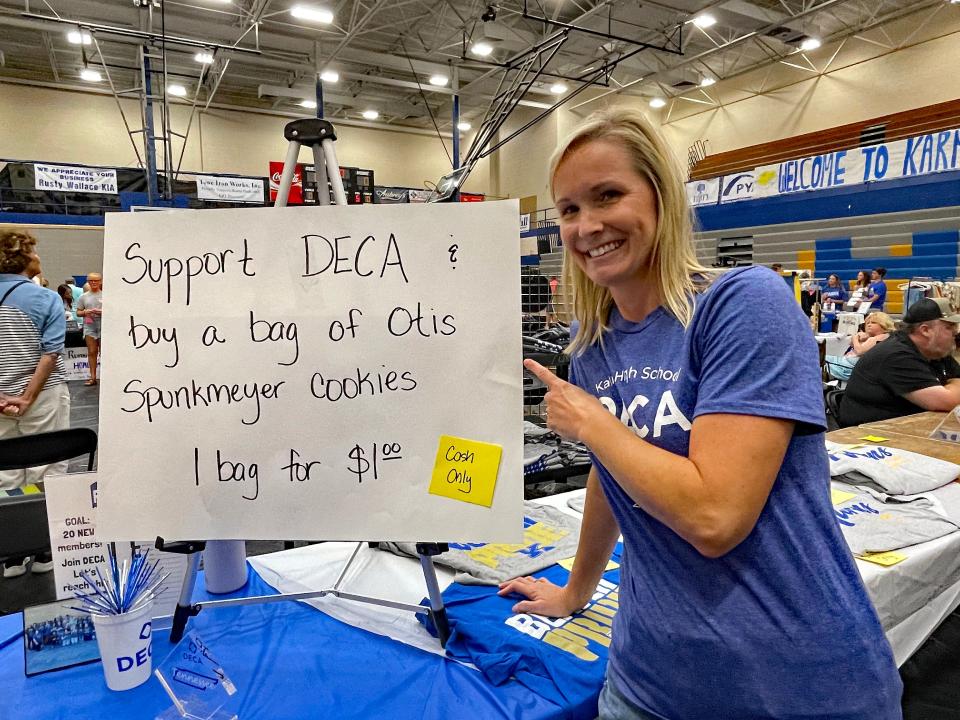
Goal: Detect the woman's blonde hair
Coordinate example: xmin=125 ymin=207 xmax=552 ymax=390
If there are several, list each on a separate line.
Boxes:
xmin=549 ymin=107 xmax=710 ymax=355
xmin=866 ymin=311 xmax=895 ymax=332
xmin=0 ymin=229 xmax=38 ymax=275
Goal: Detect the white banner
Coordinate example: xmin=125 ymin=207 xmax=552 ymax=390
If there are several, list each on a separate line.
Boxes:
xmin=45 ymin=472 xmax=188 ymax=618
xmin=64 ymin=347 xmax=101 ymax=382
xmin=686 ymin=177 xmax=720 ymax=207
xmin=688 ymin=127 xmax=960 ymax=203
xmin=34 ymin=164 xmax=117 ymax=194
xmin=97 ymin=202 xmax=523 ymax=543
xmin=196 ymin=176 xmax=265 ymax=204
xmin=719 ymin=171 xmax=756 ymax=203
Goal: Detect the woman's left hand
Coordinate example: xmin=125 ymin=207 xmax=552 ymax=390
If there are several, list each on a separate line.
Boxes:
xmin=524 ymin=359 xmax=605 ymax=442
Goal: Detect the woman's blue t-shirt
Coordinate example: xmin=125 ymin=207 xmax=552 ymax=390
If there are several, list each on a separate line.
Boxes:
xmin=569 ymin=266 xmax=901 ymax=719
xmin=870 ymin=280 xmax=887 ymax=309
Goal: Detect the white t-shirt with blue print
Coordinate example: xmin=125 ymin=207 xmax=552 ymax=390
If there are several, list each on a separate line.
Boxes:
xmin=569 ymin=266 xmax=901 ymax=720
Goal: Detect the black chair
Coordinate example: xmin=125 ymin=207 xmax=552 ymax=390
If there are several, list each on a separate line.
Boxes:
xmin=824 ymin=389 xmax=846 ymax=429
xmin=0 ymin=428 xmax=98 ymax=559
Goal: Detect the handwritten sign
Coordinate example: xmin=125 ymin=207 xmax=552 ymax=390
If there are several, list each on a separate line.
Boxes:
xmin=428 ymin=435 xmax=503 ymax=507
xmin=96 ymin=202 xmax=523 ymax=542
xmin=44 ymin=472 xmax=188 ymax=618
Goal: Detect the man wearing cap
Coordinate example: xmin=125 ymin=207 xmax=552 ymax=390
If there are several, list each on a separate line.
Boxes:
xmin=838 ymin=297 xmax=960 ymax=426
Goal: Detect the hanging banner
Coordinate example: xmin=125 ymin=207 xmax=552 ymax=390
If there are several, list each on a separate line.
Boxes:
xmin=268 ymin=161 xmax=304 ymax=203
xmin=196 ymin=176 xmax=264 ymax=204
xmin=719 ymin=171 xmax=756 ymax=203
xmin=34 ymin=164 xmax=118 ymax=194
xmin=689 ymin=127 xmax=960 ymax=203
xmin=686 ymin=177 xmax=719 ymax=207
xmin=96 ymin=202 xmax=524 ymax=543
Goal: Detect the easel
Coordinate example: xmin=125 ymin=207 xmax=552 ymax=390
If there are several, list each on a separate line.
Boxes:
xmin=157 ymin=118 xmax=451 ymax=647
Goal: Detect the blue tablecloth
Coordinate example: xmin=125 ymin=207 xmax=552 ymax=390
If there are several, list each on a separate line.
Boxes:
xmin=0 ymin=567 xmax=567 ymax=719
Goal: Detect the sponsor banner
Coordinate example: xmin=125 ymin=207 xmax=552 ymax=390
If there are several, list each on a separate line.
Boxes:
xmin=268 ymin=161 xmax=304 ymax=203
xmin=520 ymin=214 xmax=531 ymax=233
xmin=686 ymin=177 xmax=720 ymax=207
xmin=460 ymin=192 xmax=485 ymax=202
xmin=688 ymin=126 xmax=960 ymax=203
xmin=196 ymin=176 xmax=265 ymax=204
xmin=408 ymin=189 xmax=434 ymax=203
xmin=34 ymin=163 xmax=117 ymax=194
xmin=719 ymin=172 xmax=756 ymax=203
xmin=375 ymin=186 xmax=410 ymax=204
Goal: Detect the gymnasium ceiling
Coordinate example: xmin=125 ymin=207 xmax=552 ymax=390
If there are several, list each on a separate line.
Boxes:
xmin=0 ymin=0 xmax=949 ymax=138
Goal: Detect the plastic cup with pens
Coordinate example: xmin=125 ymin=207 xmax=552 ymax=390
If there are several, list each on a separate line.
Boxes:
xmin=70 ymin=545 xmax=169 ymax=691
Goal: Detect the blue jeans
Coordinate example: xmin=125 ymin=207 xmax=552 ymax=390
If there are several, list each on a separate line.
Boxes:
xmin=598 ymin=675 xmax=663 ymax=720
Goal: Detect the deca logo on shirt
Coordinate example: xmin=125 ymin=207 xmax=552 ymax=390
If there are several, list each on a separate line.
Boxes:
xmin=599 ymin=390 xmax=691 ymax=439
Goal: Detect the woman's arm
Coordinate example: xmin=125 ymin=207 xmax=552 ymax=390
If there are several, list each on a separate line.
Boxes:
xmin=524 ymin=359 xmax=793 ymax=558
xmin=498 ymin=468 xmax=620 ymax=616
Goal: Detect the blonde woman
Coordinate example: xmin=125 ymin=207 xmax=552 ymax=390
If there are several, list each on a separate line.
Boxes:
xmin=506 ymin=109 xmax=900 ymax=719
xmin=850 ymin=311 xmax=895 ymax=355
xmin=75 ymin=272 xmax=102 ymax=386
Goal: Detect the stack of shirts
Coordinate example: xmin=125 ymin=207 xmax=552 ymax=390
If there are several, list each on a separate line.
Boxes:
xmin=419 ymin=544 xmax=623 ymax=720
xmin=826 ymin=442 xmax=960 ymax=553
xmin=379 ymin=502 xmax=581 ymax=585
xmin=523 ymin=421 xmax=591 ymax=477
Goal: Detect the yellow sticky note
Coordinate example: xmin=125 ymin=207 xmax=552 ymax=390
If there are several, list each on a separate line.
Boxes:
xmin=856 ymin=551 xmax=907 ymax=567
xmin=428 ymin=435 xmax=502 ymax=507
xmin=558 ymin=556 xmax=619 ymax=572
xmin=831 ymin=488 xmax=857 ymax=506
xmin=859 ymin=435 xmax=889 ymax=443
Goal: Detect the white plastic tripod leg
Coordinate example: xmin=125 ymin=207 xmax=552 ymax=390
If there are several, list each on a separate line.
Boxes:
xmin=321 ymin=137 xmax=348 ymax=206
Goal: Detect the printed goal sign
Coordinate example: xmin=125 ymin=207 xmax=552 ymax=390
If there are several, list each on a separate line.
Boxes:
xmin=97 ymin=202 xmax=523 ymax=542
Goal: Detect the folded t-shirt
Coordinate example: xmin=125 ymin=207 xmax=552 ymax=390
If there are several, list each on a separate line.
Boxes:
xmin=833 ymin=490 xmax=959 ymax=554
xmin=379 ymin=502 xmax=581 ymax=585
xmin=826 ymin=442 xmax=960 ymax=495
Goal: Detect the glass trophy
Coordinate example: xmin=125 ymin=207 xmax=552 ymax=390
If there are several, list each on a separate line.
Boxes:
xmin=154 ymin=632 xmax=238 ymax=720
xmin=930 ymin=406 xmax=960 ymax=444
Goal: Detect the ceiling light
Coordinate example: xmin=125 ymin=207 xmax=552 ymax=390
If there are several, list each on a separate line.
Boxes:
xmin=549 ymin=82 xmax=567 ymax=94
xmin=457 ymin=121 xmax=472 ymax=131
xmin=362 ymin=109 xmax=379 ymax=120
xmin=692 ymin=14 xmax=717 ymax=29
xmin=67 ymin=30 xmax=92 ymax=45
xmin=290 ymin=5 xmax=334 ymax=23
xmin=300 ymin=99 xmax=317 ymax=109
xmin=429 ymin=74 xmax=449 ymax=87
xmin=471 ymin=41 xmax=493 ymax=57
xmin=649 ymin=97 xmax=666 ymax=108
xmin=194 ymin=52 xmax=214 ymax=64
xmin=80 ymin=68 xmax=101 ymax=82
xmin=700 ymin=76 xmax=716 ymax=87
xmin=167 ymin=84 xmax=188 ymax=97
xmin=320 ymin=69 xmax=339 ymax=83
xmin=799 ymin=37 xmax=821 ymax=51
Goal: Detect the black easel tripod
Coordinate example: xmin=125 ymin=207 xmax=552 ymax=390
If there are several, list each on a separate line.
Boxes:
xmin=157 ymin=117 xmax=452 ymax=647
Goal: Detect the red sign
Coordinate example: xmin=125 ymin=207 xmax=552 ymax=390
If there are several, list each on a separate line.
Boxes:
xmin=269 ymin=161 xmax=304 ymax=204
xmin=459 ymin=192 xmax=485 ymax=202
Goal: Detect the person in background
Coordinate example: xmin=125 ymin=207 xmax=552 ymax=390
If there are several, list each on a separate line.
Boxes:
xmin=504 ymin=108 xmax=900 ymax=719
xmin=65 ymin=277 xmax=82 ymax=306
xmin=770 ymin=263 xmax=783 ymax=273
xmin=820 ymin=273 xmax=847 ymax=328
xmin=845 ymin=270 xmax=871 ymax=309
xmin=0 ymin=229 xmax=70 ymax=578
xmin=56 ymin=284 xmax=78 ymax=330
xmin=824 ymin=311 xmax=895 ymax=381
xmin=75 ymin=272 xmax=102 ymax=386
xmin=865 ymin=267 xmax=888 ymax=310
xmin=839 ymin=298 xmax=960 ymax=426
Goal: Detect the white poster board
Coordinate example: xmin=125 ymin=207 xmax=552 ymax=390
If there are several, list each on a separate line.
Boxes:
xmin=97 ymin=202 xmax=523 ymax=542
xmin=44 ymin=472 xmax=188 ymax=619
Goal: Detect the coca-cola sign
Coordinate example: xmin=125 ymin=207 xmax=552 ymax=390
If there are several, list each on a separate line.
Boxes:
xmin=268 ymin=161 xmax=304 ymax=203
